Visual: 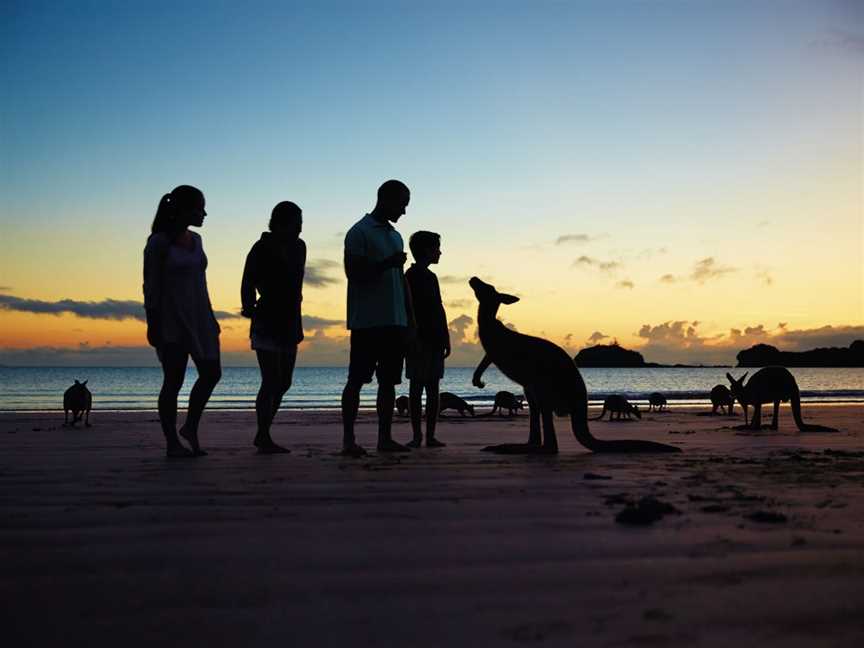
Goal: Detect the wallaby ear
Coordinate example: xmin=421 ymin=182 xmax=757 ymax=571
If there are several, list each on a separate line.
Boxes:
xmin=82 ymin=380 xmax=88 ymax=386
xmin=726 ymin=373 xmax=735 ymax=384
xmin=499 ymin=293 xmax=520 ymax=305
xmin=741 ymin=372 xmax=748 ymax=384
xmin=75 ymin=380 xmax=80 ymax=385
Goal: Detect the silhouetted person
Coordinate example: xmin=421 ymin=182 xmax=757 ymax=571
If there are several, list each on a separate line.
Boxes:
xmin=405 ymin=231 xmax=450 ymax=447
xmin=241 ymin=202 xmax=306 ymax=454
xmin=340 ymin=180 xmax=413 ymax=456
xmin=143 ymin=185 xmax=221 ymax=457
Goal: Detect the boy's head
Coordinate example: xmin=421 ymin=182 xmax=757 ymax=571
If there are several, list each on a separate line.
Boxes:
xmin=409 ymin=231 xmax=441 ymax=265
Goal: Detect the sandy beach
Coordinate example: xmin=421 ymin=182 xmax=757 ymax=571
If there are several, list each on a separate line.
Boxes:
xmin=2 ymin=405 xmax=863 ymax=647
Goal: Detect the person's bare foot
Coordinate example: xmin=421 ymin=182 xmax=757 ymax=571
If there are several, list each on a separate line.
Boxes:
xmin=166 ymin=441 xmax=195 ymax=458
xmin=406 ymin=438 xmax=422 ymax=449
xmin=377 ymin=439 xmax=411 ymax=453
xmin=426 ymin=438 xmax=446 ymax=448
xmin=256 ymin=442 xmax=290 ymax=454
xmin=340 ymin=444 xmax=367 ymax=458
xmin=179 ymin=426 xmax=207 ymax=456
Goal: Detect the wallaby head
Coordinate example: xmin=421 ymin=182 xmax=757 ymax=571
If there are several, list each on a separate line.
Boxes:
xmin=469 ymin=277 xmax=519 ymax=317
xmin=726 ymin=372 xmax=748 ymax=401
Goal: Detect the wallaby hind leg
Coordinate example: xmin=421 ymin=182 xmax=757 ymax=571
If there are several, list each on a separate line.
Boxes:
xmin=540 ymin=407 xmax=559 ymax=454
xmin=483 ymin=388 xmax=541 ymax=453
xmin=771 ymin=400 xmax=780 ymax=430
xmin=85 ymin=409 xmax=91 ymax=427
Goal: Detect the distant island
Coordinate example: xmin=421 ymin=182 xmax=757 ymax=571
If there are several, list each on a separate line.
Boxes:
xmin=736 ymin=341 xmax=864 ymax=367
xmin=572 ymin=343 xmax=727 ymax=368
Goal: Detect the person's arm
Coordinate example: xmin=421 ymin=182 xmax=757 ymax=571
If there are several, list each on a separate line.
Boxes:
xmin=142 ymin=235 xmax=166 ymax=347
xmin=294 ymin=239 xmax=307 ymax=303
xmin=434 ymin=278 xmax=450 ymax=357
xmin=240 ymin=244 xmax=258 ymax=318
xmin=472 ymin=355 xmax=492 ymax=388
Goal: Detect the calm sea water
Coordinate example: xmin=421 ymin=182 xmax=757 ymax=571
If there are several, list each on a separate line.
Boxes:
xmin=1 ymin=366 xmax=861 ymax=411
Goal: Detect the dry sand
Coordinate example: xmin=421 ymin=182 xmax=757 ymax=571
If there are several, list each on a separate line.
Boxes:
xmin=2 ymin=405 xmax=863 ymax=647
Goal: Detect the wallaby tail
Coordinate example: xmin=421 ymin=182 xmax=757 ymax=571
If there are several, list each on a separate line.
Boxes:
xmin=570 ymin=411 xmax=680 ymax=453
xmin=589 ymin=406 xmax=606 ymax=421
xmin=791 ymin=389 xmax=838 ymax=433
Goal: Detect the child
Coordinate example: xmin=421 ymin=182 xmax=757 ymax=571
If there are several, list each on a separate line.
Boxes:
xmin=404 ymin=231 xmax=451 ymax=448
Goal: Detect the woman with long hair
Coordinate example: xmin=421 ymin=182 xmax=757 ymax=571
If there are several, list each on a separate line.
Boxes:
xmin=241 ymin=201 xmax=306 ymax=453
xmin=143 ymin=185 xmax=221 ymax=457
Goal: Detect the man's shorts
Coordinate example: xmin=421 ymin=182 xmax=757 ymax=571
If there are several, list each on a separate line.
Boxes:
xmin=348 ymin=326 xmax=407 ymax=385
xmin=406 ymin=342 xmax=445 ymax=384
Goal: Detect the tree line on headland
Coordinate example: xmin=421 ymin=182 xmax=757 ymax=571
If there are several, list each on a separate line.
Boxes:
xmin=573 ymin=341 xmax=864 ymax=368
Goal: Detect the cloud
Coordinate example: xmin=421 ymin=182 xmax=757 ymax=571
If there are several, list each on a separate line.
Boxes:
xmin=445 ymin=314 xmax=484 ymax=366
xmin=572 ymin=256 xmax=620 ymax=273
xmin=303 ymin=315 xmax=343 ymax=330
xmin=586 ymin=331 xmax=609 ymax=344
xmin=445 ymin=299 xmax=473 ymax=309
xmin=633 ymin=320 xmax=864 ymax=365
xmin=659 ymin=274 xmax=677 ymax=284
xmin=0 ymin=294 xmax=244 ymax=321
xmin=439 ymin=275 xmax=471 ymax=285
xmin=616 ymin=280 xmax=634 ymax=290
xmin=305 ymin=259 xmax=341 ymax=287
xmin=690 ymin=257 xmax=736 ymax=284
xmin=811 ymin=29 xmax=864 ymax=56
xmin=755 ymin=270 xmax=773 ymax=286
xmin=555 ymin=233 xmax=591 ymax=245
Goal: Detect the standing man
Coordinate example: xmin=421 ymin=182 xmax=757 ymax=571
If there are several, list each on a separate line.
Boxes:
xmin=341 ymin=180 xmax=413 ymax=456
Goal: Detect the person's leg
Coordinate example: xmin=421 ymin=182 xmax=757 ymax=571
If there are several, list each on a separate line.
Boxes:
xmin=266 ymin=347 xmax=297 ymax=449
xmin=408 ymin=379 xmax=424 ymax=447
xmin=181 ymin=353 xmax=222 ymax=455
xmin=375 ymin=328 xmax=409 ymax=452
xmin=158 ymin=345 xmax=193 ymax=457
xmin=254 ymin=350 xmax=288 ymax=453
xmin=425 ymin=380 xmax=445 ymax=447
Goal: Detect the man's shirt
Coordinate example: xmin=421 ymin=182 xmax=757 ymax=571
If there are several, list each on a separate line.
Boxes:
xmin=344 ymin=213 xmax=408 ymax=329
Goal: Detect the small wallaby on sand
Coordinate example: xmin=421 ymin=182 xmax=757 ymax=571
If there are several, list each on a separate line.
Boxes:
xmin=592 ymin=395 xmax=642 ymax=421
xmin=710 ymin=384 xmax=734 ymax=415
xmin=63 ymin=380 xmax=92 ymax=427
xmin=727 ymin=368 xmax=837 ymax=432
xmin=490 ymin=391 xmax=524 ymax=416
xmin=395 ymin=395 xmax=410 ymax=417
xmin=648 ymin=392 xmax=667 ymax=412
xmin=470 ymin=277 xmax=678 ymax=454
xmin=439 ymin=392 xmax=475 ymax=417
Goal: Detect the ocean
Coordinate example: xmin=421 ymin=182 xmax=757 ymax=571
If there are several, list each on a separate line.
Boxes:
xmin=1 ymin=366 xmax=862 ymax=411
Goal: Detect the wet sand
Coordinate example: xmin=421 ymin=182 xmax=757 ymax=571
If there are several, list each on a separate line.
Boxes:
xmin=2 ymin=405 xmax=863 ymax=647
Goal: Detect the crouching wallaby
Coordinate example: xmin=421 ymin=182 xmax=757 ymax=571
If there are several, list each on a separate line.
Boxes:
xmin=439 ymin=392 xmax=475 ymax=417
xmin=490 ymin=390 xmax=524 ymax=416
xmin=593 ymin=395 xmax=642 ymax=421
xmin=727 ymin=368 xmax=837 ymax=432
xmin=648 ymin=392 xmax=667 ymax=412
xmin=63 ymin=379 xmax=92 ymax=427
xmin=395 ymin=395 xmax=410 ymax=417
xmin=469 ymin=277 xmax=679 ymax=454
xmin=710 ymin=384 xmax=734 ymax=415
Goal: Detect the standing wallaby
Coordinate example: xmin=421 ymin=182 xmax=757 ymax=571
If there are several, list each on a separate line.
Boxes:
xmin=710 ymin=384 xmax=734 ymax=415
xmin=439 ymin=392 xmax=475 ymax=417
xmin=648 ymin=392 xmax=667 ymax=412
xmin=727 ymin=368 xmax=837 ymax=432
xmin=395 ymin=395 xmax=410 ymax=417
xmin=490 ymin=391 xmax=524 ymax=416
xmin=63 ymin=380 xmax=92 ymax=427
xmin=592 ymin=395 xmax=642 ymax=421
xmin=469 ymin=277 xmax=679 ymax=454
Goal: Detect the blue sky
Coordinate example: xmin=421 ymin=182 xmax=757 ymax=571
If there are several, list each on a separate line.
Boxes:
xmin=1 ymin=0 xmax=861 ymax=365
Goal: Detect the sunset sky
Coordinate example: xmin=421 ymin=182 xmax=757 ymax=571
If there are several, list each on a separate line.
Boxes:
xmin=1 ymin=0 xmax=861 ymax=366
